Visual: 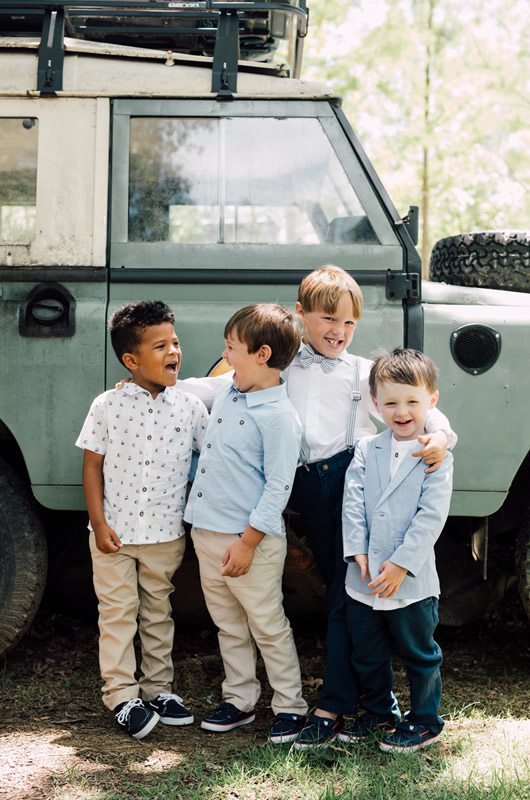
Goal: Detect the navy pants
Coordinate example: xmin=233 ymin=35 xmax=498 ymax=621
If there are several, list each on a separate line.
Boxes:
xmin=288 ymin=449 xmax=359 ymax=715
xmin=346 ymin=595 xmax=444 ymax=734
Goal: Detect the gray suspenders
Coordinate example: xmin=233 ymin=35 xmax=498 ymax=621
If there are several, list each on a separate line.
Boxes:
xmin=288 ymin=356 xmax=362 ymax=466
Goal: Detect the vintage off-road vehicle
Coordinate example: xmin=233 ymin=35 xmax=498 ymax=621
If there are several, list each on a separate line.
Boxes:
xmin=1 ymin=0 xmax=529 ymax=657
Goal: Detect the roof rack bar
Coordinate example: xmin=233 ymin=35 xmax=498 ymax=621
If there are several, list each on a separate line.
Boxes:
xmin=3 ymin=1 xmax=310 ymax=94
xmin=37 ymin=6 xmax=65 ymax=94
xmin=211 ymin=7 xmax=239 ymax=99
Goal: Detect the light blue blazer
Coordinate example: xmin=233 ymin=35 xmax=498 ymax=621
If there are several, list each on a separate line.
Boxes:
xmin=342 ymin=428 xmax=453 ymax=601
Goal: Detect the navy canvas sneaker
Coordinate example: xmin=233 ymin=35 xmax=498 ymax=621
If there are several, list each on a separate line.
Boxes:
xmin=114 ymin=698 xmax=160 ymax=739
xmin=380 ymin=721 xmax=441 ymax=752
xmin=268 ymin=713 xmax=306 ymax=744
xmin=201 ymin=702 xmax=256 ymax=732
xmin=293 ymin=713 xmax=343 ymax=750
xmin=337 ymin=714 xmax=396 ymax=743
xmin=146 ymin=693 xmax=194 ymax=726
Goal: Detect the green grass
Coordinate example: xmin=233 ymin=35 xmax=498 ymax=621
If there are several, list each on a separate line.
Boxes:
xmin=50 ymin=728 xmax=530 ymax=800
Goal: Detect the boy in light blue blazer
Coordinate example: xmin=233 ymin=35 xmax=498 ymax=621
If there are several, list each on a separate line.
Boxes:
xmin=341 ymin=348 xmax=453 ymax=752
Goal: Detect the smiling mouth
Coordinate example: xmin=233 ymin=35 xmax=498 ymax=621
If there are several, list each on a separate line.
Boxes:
xmin=166 ymin=363 xmax=177 ymax=373
xmin=324 ymin=337 xmax=343 ymax=347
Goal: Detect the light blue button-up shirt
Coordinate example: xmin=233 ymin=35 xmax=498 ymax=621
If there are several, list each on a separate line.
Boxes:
xmin=184 ymin=380 xmax=302 ymax=537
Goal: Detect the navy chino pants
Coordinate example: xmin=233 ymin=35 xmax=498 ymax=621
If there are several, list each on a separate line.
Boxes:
xmin=346 ymin=595 xmax=444 ymax=734
xmin=288 ymin=448 xmax=359 ymax=715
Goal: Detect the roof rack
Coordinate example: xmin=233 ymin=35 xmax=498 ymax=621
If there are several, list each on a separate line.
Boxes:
xmin=0 ymin=0 xmax=309 ymax=98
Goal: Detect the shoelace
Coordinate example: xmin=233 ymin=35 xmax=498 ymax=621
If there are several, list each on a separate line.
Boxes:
xmin=115 ymin=697 xmax=144 ymax=723
xmin=156 ymin=693 xmax=184 ymax=708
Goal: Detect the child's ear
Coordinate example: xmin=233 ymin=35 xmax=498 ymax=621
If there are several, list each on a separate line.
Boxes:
xmin=430 ymin=389 xmax=440 ymax=408
xmin=122 ymin=352 xmax=138 ymax=372
xmin=257 ymin=344 xmax=272 ymax=365
xmin=295 ymin=301 xmax=304 ymax=321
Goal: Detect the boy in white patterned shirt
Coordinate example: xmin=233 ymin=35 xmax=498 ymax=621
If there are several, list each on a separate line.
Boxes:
xmin=76 ymin=301 xmax=208 ymax=740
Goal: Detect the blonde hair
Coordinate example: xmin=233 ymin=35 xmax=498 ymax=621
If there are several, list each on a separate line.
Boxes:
xmin=224 ymin=303 xmax=301 ymax=371
xmin=369 ymin=348 xmax=439 ymax=396
xmin=297 ymin=265 xmax=364 ymax=319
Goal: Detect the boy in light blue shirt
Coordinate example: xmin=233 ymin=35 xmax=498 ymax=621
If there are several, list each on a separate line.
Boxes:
xmin=185 ymin=303 xmax=309 ymax=744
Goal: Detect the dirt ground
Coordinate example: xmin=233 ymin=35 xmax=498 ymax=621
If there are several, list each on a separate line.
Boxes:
xmin=1 ymin=589 xmax=529 ymax=800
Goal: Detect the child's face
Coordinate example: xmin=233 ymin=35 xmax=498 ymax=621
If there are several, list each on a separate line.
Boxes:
xmin=296 ymin=292 xmax=358 ymax=358
xmin=125 ymin=322 xmax=181 ymax=396
xmin=373 ymin=380 xmax=439 ymax=442
xmin=222 ymin=331 xmax=264 ymax=393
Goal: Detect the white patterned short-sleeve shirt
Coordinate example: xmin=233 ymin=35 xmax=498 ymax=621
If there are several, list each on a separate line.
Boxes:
xmin=76 ymin=382 xmax=209 ymax=544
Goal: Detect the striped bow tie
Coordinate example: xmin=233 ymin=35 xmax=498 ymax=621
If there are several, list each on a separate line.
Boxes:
xmin=299 ymin=344 xmax=340 ymax=373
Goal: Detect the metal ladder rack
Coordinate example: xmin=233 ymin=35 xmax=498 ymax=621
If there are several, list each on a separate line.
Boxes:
xmin=0 ymin=0 xmax=309 ymax=98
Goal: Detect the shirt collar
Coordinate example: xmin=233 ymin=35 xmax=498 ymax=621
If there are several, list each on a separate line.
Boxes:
xmin=121 ymin=381 xmax=178 ymax=405
xmin=228 ymin=380 xmax=287 ymax=408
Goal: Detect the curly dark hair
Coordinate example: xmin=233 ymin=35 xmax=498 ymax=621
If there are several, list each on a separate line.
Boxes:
xmin=109 ymin=300 xmax=175 ymax=365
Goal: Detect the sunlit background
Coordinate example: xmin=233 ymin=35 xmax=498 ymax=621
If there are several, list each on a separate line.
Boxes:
xmin=303 ymin=0 xmax=530 ymax=270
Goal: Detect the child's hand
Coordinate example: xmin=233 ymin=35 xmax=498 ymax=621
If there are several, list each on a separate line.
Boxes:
xmin=412 ymin=430 xmax=447 ymax=473
xmin=221 ymin=539 xmax=256 ymax=577
xmin=354 ymin=554 xmax=371 ymax=583
xmin=368 ymin=560 xmax=407 ymax=598
xmin=93 ymin=522 xmax=122 ymax=553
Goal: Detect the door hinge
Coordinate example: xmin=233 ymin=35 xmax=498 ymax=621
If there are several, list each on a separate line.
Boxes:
xmin=386 ymin=271 xmax=421 ymax=301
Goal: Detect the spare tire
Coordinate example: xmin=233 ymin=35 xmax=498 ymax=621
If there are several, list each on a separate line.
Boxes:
xmin=0 ymin=457 xmax=47 ymax=656
xmin=429 ymin=231 xmax=530 ymax=292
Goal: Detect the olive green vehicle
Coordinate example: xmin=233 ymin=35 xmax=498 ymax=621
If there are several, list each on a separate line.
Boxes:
xmin=1 ymin=1 xmax=529 ymax=656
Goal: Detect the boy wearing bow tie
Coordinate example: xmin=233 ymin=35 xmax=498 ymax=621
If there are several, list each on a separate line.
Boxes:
xmin=288 ymin=265 xmax=456 ymax=749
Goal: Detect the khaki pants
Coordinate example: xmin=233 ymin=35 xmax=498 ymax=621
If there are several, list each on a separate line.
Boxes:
xmin=191 ymin=527 xmax=307 ymax=716
xmin=89 ymin=533 xmax=185 ymax=711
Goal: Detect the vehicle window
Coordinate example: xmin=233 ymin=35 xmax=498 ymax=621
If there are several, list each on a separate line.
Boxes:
xmin=128 ymin=117 xmax=378 ymax=245
xmin=0 ymin=118 xmax=38 ymax=243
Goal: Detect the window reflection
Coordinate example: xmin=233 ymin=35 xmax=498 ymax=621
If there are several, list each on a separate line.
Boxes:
xmin=128 ymin=116 xmax=378 ymax=245
xmin=0 ymin=118 xmax=38 ymax=243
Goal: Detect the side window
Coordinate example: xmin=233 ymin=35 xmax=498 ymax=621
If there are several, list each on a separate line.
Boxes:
xmin=0 ymin=118 xmax=38 ymax=243
xmin=128 ymin=116 xmax=378 ymax=246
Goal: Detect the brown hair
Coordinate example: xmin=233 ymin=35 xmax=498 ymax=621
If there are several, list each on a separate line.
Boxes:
xmin=369 ymin=348 xmax=439 ymax=396
xmin=297 ymin=265 xmax=364 ymax=319
xmin=224 ymin=303 xmax=301 ymax=371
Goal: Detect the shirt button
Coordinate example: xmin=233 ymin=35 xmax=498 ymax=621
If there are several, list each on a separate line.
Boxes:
xmin=233 ymin=397 xmax=238 ymax=402
xmin=198 ymin=492 xmax=203 ymax=497
xmin=201 ymin=468 xmax=205 ymax=473
xmin=322 ymin=464 xmax=329 ymax=471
